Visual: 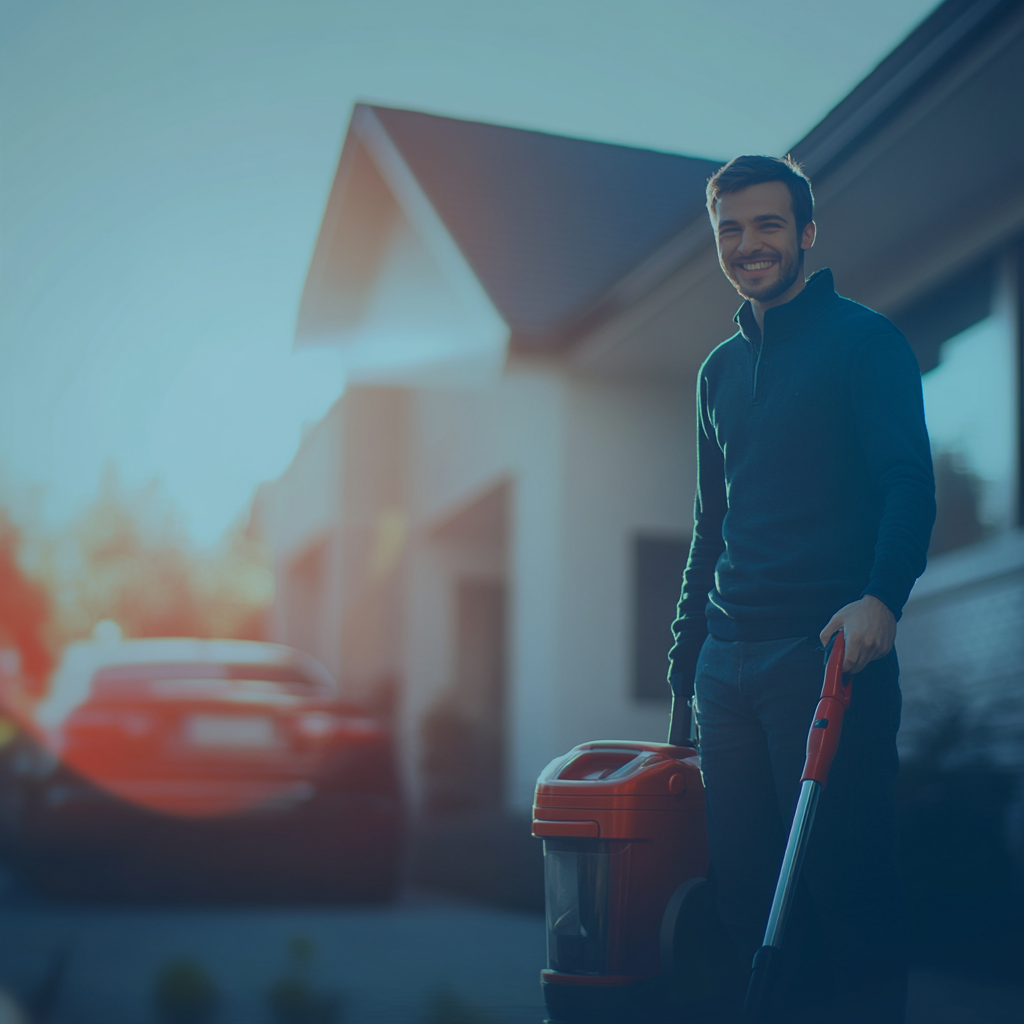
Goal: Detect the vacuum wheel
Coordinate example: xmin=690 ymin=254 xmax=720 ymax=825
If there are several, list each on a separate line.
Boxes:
xmin=660 ymin=875 xmax=743 ymax=1019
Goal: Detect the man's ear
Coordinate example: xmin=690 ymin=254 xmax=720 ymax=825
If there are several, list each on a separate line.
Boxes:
xmin=801 ymin=220 xmax=817 ymax=251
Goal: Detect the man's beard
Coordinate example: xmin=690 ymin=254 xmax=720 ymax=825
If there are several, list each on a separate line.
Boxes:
xmin=730 ymin=248 xmax=803 ymax=303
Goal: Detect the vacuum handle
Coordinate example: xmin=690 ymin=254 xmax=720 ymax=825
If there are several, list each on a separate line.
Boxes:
xmin=667 ymin=694 xmax=693 ymax=747
xmin=800 ymin=631 xmax=852 ymax=787
xmin=743 ymin=632 xmax=853 ymax=1021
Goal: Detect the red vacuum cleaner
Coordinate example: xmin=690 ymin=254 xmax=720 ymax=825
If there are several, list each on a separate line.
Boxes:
xmin=532 ymin=632 xmax=850 ymax=1024
xmin=532 ymin=739 xmax=729 ymax=1022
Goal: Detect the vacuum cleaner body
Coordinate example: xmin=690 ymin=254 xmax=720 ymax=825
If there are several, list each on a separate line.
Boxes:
xmin=532 ymin=740 xmax=716 ymax=1022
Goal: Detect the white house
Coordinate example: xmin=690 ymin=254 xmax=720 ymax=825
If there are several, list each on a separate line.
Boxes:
xmin=257 ymin=0 xmax=1024 ymax=813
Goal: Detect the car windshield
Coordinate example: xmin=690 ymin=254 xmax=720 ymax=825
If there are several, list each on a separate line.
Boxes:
xmin=90 ymin=662 xmax=327 ymax=697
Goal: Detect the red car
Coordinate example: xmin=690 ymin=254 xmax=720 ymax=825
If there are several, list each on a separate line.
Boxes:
xmin=0 ymin=637 xmax=403 ymax=900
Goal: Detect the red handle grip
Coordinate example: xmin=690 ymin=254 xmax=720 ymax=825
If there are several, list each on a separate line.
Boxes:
xmin=800 ymin=631 xmax=852 ymax=787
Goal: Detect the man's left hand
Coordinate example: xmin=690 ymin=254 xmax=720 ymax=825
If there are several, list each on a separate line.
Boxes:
xmin=819 ymin=595 xmax=896 ymax=674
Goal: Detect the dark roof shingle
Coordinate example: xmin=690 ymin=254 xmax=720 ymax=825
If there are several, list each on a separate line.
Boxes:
xmin=371 ymin=106 xmax=720 ymax=348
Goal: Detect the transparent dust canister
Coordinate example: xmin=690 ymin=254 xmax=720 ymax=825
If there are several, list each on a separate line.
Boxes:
xmin=532 ymin=741 xmax=709 ymax=1023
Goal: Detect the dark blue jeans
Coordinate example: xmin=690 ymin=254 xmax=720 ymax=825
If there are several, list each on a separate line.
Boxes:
xmin=695 ymin=634 xmax=907 ymax=1023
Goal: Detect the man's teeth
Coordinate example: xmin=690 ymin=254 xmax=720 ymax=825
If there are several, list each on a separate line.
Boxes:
xmin=741 ymin=261 xmax=774 ymax=270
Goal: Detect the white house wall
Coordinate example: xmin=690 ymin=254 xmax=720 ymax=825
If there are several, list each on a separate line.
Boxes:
xmin=400 ymin=368 xmax=696 ymax=811
xmin=340 ymin=211 xmax=507 ymax=387
xmin=331 ymin=388 xmax=410 ymax=696
xmin=403 ymin=368 xmax=566 ymax=811
xmin=258 ymin=401 xmax=344 ymax=679
xmin=297 ymin=120 xmax=509 ymax=388
xmin=402 ymin=529 xmax=507 ymax=808
xmin=554 ymin=376 xmax=695 ymax=759
xmin=259 ymin=402 xmax=342 ymax=565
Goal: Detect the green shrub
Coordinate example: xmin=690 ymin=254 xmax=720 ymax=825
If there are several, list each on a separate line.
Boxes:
xmin=266 ymin=936 xmax=343 ymax=1024
xmin=423 ymin=987 xmax=494 ymax=1024
xmin=153 ymin=958 xmax=220 ymax=1024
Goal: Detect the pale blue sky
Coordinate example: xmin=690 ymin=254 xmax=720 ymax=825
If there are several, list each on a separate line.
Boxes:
xmin=0 ymin=0 xmax=940 ymax=545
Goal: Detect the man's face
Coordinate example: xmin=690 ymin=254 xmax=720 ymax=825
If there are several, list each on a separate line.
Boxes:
xmin=712 ymin=181 xmax=815 ymax=304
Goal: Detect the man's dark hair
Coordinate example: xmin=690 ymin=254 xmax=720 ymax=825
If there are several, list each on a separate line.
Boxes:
xmin=706 ymin=154 xmax=814 ymax=233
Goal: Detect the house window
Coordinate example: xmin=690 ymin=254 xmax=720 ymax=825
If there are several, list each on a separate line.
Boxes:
xmin=633 ymin=535 xmax=690 ymax=701
xmin=922 ymin=316 xmax=1017 ymax=553
xmin=894 ymin=253 xmax=1019 ymax=555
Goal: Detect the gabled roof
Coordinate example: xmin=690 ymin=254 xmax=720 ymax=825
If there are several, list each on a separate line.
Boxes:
xmin=297 ymin=104 xmax=720 ymax=354
xmin=368 ymin=107 xmax=720 ymax=350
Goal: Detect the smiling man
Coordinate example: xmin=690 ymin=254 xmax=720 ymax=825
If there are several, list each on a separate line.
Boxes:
xmin=667 ymin=156 xmax=935 ymax=1022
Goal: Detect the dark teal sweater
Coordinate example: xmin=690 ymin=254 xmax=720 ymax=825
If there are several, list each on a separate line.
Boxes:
xmin=668 ymin=268 xmax=935 ymax=698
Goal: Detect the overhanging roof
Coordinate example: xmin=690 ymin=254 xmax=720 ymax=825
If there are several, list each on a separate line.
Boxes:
xmin=296 ymin=105 xmax=720 ymax=355
xmin=575 ymin=0 xmax=1024 ymax=360
xmin=570 ymin=0 xmax=1024 ymax=380
xmin=792 ymin=0 xmax=1020 ymax=177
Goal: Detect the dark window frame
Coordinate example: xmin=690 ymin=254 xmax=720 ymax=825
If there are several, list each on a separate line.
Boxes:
xmin=632 ymin=533 xmax=690 ymax=702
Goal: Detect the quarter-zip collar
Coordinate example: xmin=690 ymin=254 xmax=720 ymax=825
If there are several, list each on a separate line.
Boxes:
xmin=733 ymin=267 xmax=837 ymax=345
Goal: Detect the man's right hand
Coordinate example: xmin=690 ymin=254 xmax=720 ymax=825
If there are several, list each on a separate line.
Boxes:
xmin=819 ymin=594 xmax=896 ymax=674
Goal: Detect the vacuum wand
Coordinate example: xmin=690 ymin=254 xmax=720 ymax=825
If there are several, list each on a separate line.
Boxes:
xmin=742 ymin=631 xmax=852 ymax=1022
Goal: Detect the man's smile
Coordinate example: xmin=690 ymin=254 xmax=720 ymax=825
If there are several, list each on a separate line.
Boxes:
xmin=735 ymin=258 xmax=777 ymax=273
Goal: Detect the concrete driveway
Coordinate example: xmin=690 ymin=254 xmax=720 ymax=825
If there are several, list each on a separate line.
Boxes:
xmin=0 ymin=883 xmax=545 ymax=1024
xmin=0 ymin=874 xmax=1019 ymax=1023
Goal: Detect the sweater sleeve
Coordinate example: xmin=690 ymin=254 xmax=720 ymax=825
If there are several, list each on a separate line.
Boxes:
xmin=667 ymin=370 xmax=727 ymax=698
xmin=850 ymin=330 xmax=936 ymax=618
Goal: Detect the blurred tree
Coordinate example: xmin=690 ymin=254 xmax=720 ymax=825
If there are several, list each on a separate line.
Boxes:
xmin=0 ymin=512 xmax=54 ymax=686
xmin=1 ymin=468 xmax=274 ymax=680
xmin=51 ymin=469 xmax=203 ymax=640
xmin=28 ymin=468 xmax=272 ymax=646
xmin=929 ymin=449 xmax=990 ymax=555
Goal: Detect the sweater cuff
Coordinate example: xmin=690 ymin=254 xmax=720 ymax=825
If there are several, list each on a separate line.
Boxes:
xmin=861 ymin=582 xmax=905 ymax=622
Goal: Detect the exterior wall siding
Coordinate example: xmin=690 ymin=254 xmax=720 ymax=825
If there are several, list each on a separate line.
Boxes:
xmin=897 ymin=531 xmax=1024 ymax=774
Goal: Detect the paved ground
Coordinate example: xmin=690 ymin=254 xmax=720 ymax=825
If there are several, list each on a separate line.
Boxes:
xmin=0 ymin=884 xmax=545 ymax=1023
xmin=0 ymin=875 xmax=1020 ymax=1023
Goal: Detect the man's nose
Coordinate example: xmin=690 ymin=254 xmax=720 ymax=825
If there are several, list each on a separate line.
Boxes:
xmin=736 ymin=230 xmax=759 ymax=254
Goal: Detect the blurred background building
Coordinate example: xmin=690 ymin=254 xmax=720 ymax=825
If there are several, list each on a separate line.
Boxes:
xmin=256 ymin=0 xmax=1024 ymax=817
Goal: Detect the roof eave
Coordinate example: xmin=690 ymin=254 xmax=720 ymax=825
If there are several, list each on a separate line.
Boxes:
xmin=791 ymin=0 xmax=1018 ymax=177
xmin=562 ymin=0 xmax=1021 ymax=353
xmin=509 ymin=212 xmax=713 ymax=354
